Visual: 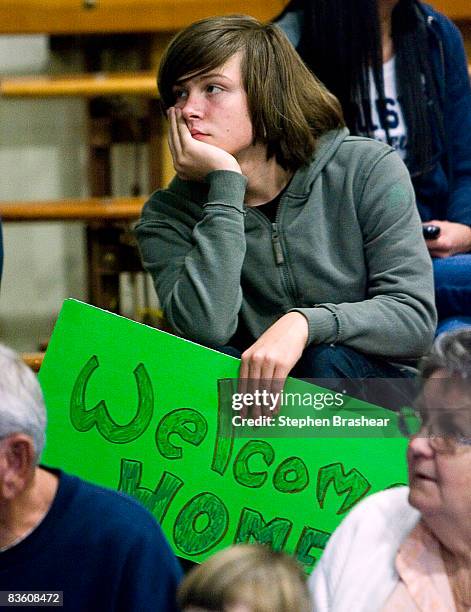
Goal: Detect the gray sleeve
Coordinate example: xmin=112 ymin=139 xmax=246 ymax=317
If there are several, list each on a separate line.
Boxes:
xmin=293 ymin=151 xmax=437 ymax=358
xmin=135 ymin=170 xmax=248 ymax=346
xmin=275 ymin=10 xmax=303 ymax=48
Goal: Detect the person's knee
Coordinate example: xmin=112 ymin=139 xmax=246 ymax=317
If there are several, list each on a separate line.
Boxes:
xmin=292 ymin=343 xmax=363 ymax=379
xmin=436 ymin=316 xmax=471 ymax=336
xmin=433 ymin=255 xmax=471 ymax=319
xmin=215 ymin=345 xmax=242 ymax=358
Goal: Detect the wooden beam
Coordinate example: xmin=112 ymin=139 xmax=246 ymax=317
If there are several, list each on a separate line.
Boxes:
xmin=0 ymin=72 xmax=157 ymax=98
xmin=0 ymin=196 xmax=145 ymax=222
xmin=428 ymin=1 xmax=470 ymax=20
xmin=0 ymin=0 xmax=287 ymax=35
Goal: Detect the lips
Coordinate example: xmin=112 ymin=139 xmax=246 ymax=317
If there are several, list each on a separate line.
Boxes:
xmin=413 ymin=471 xmax=436 ymax=482
xmin=409 ymin=459 xmax=436 ymax=482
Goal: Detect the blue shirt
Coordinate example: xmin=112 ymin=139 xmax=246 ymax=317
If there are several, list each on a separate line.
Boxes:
xmin=0 ymin=468 xmax=182 ymax=612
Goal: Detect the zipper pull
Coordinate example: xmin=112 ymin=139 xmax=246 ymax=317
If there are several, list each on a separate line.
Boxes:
xmin=271 ymin=223 xmax=284 ymax=265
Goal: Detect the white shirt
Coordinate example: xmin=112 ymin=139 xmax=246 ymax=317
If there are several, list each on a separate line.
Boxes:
xmin=275 ymin=12 xmax=409 ymax=160
xmin=361 ymin=57 xmax=408 ymax=160
xmin=309 ymin=487 xmax=420 ymax=612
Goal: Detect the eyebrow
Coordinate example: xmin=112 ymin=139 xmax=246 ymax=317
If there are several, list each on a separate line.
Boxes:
xmin=174 ymin=72 xmax=232 ymax=86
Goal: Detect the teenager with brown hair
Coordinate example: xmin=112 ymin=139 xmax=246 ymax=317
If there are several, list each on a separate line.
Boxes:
xmin=136 ymin=15 xmax=436 ymax=397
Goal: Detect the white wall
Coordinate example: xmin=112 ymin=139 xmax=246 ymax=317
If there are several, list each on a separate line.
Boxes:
xmin=0 ymin=35 xmax=156 ymax=351
xmin=0 ymin=35 xmax=88 ymax=351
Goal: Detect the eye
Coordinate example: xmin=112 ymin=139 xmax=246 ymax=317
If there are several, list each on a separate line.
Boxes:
xmin=436 ymin=418 xmax=455 ymax=437
xmin=206 ymin=84 xmax=223 ymax=94
xmin=173 ymin=88 xmax=188 ymax=102
xmin=435 ymin=413 xmax=465 ymax=439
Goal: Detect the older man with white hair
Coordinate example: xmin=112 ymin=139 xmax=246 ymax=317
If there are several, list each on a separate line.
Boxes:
xmin=0 ymin=344 xmax=182 ymax=611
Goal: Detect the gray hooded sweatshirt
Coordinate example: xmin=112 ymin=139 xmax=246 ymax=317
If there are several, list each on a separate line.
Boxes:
xmin=136 ymin=128 xmax=436 ymax=364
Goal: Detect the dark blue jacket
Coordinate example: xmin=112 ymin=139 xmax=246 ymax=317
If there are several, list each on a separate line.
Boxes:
xmin=414 ymin=3 xmax=471 ymax=226
xmin=0 ymin=469 xmax=182 ymax=612
xmin=277 ymin=2 xmax=471 ymax=227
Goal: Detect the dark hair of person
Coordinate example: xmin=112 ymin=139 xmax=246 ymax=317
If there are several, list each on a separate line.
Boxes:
xmin=279 ymin=0 xmax=443 ymax=174
xmin=158 ymin=14 xmax=345 ymax=171
xmin=177 ymin=544 xmax=311 ymax=612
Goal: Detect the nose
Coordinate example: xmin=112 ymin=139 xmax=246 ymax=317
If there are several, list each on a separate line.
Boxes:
xmin=407 ymin=433 xmax=435 ymax=458
xmin=179 ymin=90 xmax=204 ymax=121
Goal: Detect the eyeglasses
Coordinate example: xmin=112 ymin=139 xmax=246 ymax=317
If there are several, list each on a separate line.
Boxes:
xmin=398 ymin=403 xmax=471 ymax=454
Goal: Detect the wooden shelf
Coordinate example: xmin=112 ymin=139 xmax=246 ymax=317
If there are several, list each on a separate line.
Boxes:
xmin=0 ymin=0 xmax=287 ymax=35
xmin=0 ymin=196 xmax=145 ymax=222
xmin=0 ymin=71 xmax=157 ymax=98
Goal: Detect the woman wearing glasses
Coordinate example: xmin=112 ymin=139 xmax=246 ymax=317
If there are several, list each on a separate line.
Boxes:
xmin=309 ymin=329 xmax=471 ymax=611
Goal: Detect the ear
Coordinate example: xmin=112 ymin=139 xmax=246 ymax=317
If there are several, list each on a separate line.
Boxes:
xmin=0 ymin=434 xmax=36 ymax=500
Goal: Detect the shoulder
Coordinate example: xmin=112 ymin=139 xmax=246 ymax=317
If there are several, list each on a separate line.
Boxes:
xmin=419 ymin=2 xmax=465 ymax=47
xmin=320 ymin=487 xmax=419 ymax=565
xmin=420 ymin=3 xmax=458 ymax=29
xmin=345 ymin=136 xmax=412 ymax=190
xmin=315 ymin=129 xmax=397 ymax=169
xmin=335 ymin=486 xmax=417 ymax=532
xmin=340 ymin=135 xmax=397 ymax=164
xmin=335 ymin=135 xmax=411 ymax=192
xmin=317 ymin=487 xmax=419 ymax=572
xmin=61 ymin=472 xmax=167 ymax=543
xmin=295 ymin=130 xmax=411 ymax=203
xmin=43 ymin=470 xmax=182 ymax=610
xmin=309 ymin=488 xmax=419 ymax=610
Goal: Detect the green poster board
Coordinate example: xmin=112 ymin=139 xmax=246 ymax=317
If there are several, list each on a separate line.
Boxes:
xmin=39 ymin=299 xmax=408 ymax=571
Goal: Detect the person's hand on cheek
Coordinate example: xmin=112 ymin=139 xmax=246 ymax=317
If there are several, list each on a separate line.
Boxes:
xmin=167 ymin=107 xmax=242 ymax=181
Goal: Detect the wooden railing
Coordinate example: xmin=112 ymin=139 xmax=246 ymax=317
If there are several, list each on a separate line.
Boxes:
xmin=0 ymin=1 xmax=467 ymax=36
xmin=0 ymin=197 xmax=145 ymax=221
xmin=0 ymin=197 xmax=146 ymax=315
xmin=0 ymin=0 xmax=286 ymax=35
xmin=0 ymin=72 xmax=157 ymax=98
